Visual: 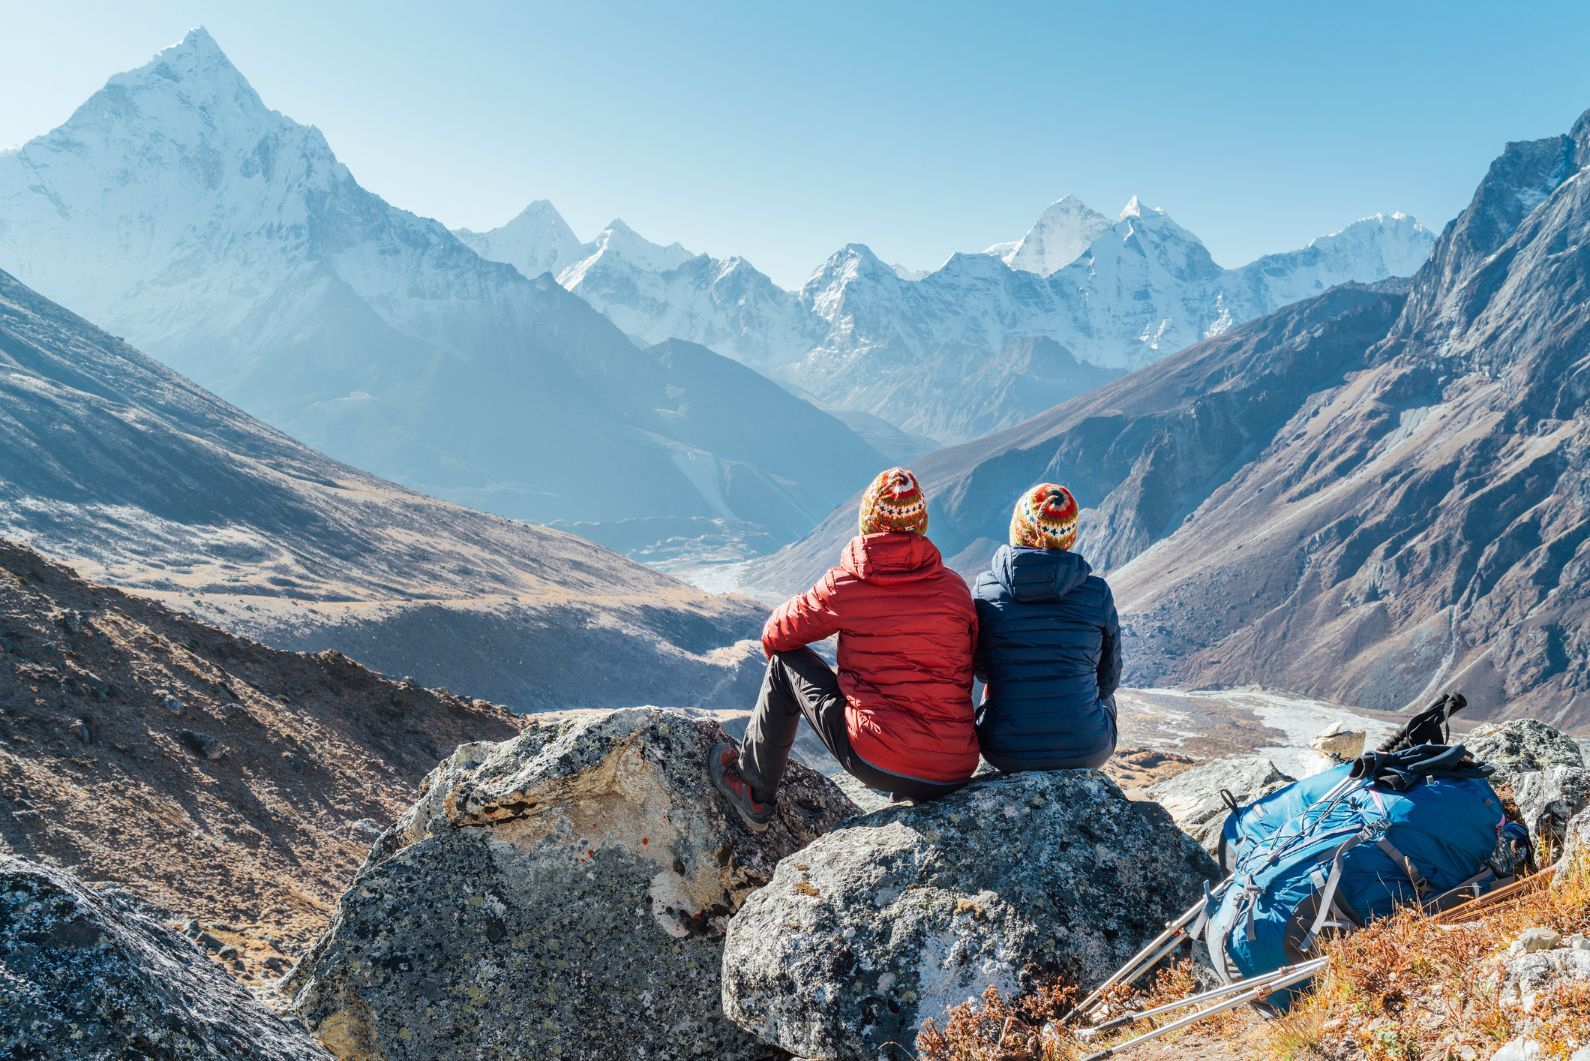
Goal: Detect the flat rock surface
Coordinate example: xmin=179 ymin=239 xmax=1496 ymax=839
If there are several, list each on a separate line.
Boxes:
xmin=287 ymin=708 xmax=855 ymax=1060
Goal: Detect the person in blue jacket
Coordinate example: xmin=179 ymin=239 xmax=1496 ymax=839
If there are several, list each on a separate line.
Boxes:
xmin=973 ymin=483 xmax=1120 ymax=771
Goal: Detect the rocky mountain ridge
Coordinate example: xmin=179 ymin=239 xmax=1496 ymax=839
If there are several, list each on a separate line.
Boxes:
xmin=8 ymin=705 xmax=1586 ymax=1059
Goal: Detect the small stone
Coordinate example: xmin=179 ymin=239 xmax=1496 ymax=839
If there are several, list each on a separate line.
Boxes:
xmin=350 ymin=819 xmax=383 ymax=840
xmin=67 ymin=718 xmax=92 ymax=745
xmin=1513 ymin=927 xmax=1563 ymax=954
xmin=176 ymin=730 xmax=225 ymax=761
xmin=154 ymin=689 xmax=183 ymax=715
xmin=217 ymin=945 xmax=240 ymax=961
xmin=1567 ymin=933 xmax=1590 ymax=951
xmin=56 ymin=609 xmax=84 ymax=634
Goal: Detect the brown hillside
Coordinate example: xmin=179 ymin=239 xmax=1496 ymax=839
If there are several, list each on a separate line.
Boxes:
xmin=0 ymin=538 xmax=521 ymax=983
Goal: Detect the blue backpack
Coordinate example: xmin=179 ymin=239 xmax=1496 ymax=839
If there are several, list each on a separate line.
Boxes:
xmin=1195 ymin=744 xmax=1522 ymax=1010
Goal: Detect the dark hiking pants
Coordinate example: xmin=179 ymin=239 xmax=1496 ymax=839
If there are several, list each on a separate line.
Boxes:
xmin=738 ymin=647 xmax=967 ymax=804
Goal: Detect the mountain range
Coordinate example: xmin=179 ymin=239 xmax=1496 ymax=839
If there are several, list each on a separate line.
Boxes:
xmin=753 ymin=110 xmax=1590 ymax=727
xmin=0 ymin=265 xmax=763 ymax=710
xmin=0 ymin=29 xmax=883 ymax=559
xmin=464 ymin=194 xmax=1433 ymax=444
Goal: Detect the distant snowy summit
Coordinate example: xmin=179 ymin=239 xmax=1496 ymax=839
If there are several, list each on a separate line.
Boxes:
xmin=460 ymin=195 xmax=1434 ymax=441
xmin=0 ymin=27 xmax=884 ymax=556
xmin=984 ymin=194 xmax=1114 ymax=275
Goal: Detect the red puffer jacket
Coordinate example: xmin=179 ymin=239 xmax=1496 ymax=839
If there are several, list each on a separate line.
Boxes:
xmin=761 ymin=532 xmax=978 ymax=784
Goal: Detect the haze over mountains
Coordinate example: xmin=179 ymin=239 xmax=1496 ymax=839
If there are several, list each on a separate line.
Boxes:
xmin=465 ymin=192 xmax=1433 ymax=443
xmin=0 ymin=29 xmax=882 ymax=559
xmin=759 ymin=110 xmax=1590 ymax=726
xmin=0 ymin=266 xmax=763 ymax=710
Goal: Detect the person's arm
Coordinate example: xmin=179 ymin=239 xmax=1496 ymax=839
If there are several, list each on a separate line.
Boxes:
xmin=1097 ymin=583 xmax=1122 ymax=700
xmin=972 ymin=598 xmax=992 ymax=685
xmin=761 ymin=570 xmax=843 ymax=657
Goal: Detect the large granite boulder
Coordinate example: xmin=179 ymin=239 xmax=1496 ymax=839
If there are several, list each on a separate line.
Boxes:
xmin=0 ymin=854 xmax=327 ymax=1060
xmin=721 ymin=770 xmax=1218 ymax=1059
xmin=287 ymin=708 xmax=855 ymax=1060
xmin=1146 ymin=755 xmax=1294 ymax=857
xmin=1466 ymin=719 xmax=1584 ymax=786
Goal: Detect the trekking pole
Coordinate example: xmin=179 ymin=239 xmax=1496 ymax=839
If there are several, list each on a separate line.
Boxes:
xmin=1061 ymin=882 xmax=1227 ymax=1025
xmin=1078 ymin=956 xmax=1329 ymax=1037
xmin=1434 ymin=863 xmax=1558 ymax=925
xmin=1077 ymin=958 xmax=1327 ymax=1060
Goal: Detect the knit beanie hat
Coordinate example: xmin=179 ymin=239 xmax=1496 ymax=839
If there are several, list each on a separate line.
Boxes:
xmin=859 ymin=467 xmax=929 ymax=536
xmin=1009 ymin=483 xmax=1079 ymax=551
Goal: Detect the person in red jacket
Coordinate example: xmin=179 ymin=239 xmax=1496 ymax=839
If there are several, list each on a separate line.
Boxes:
xmin=710 ymin=467 xmax=979 ymax=829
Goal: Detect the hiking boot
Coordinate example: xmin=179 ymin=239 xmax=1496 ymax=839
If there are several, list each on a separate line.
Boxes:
xmin=709 ymin=741 xmax=774 ymax=832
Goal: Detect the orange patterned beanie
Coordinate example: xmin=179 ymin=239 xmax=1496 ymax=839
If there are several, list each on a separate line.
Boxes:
xmin=859 ymin=467 xmax=929 ymax=536
xmin=1009 ymin=483 xmax=1079 ymax=551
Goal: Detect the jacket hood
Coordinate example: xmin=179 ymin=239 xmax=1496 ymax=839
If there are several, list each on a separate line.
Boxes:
xmin=988 ymin=545 xmax=1091 ymax=602
xmin=841 ymin=532 xmax=943 ymax=582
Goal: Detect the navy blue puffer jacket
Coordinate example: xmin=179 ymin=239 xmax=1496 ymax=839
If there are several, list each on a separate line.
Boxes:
xmin=973 ymin=546 xmax=1120 ymax=771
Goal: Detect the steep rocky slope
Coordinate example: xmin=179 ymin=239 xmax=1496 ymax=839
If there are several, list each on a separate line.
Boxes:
xmin=1117 ymin=110 xmax=1590 ymax=725
xmin=0 ymin=538 xmax=521 ymax=981
xmin=0 ymin=29 xmax=881 ymax=555
xmin=1 ymin=855 xmax=329 ymax=1059
xmin=0 ymin=265 xmax=763 ymax=710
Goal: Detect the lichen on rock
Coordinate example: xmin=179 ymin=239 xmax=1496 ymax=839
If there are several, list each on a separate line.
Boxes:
xmin=0 ymin=854 xmax=327 ymax=1060
xmin=720 ymin=769 xmax=1218 ymax=1059
xmin=287 ymin=707 xmax=855 ymax=1059
xmin=1466 ymin=719 xmax=1585 ymax=787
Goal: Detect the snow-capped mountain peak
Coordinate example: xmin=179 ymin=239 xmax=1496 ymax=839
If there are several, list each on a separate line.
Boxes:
xmin=994 ymin=194 xmax=1113 ymax=276
xmin=1118 ymin=195 xmax=1155 ymax=220
xmin=455 ymin=200 xmax=585 ymax=279
xmin=554 ymin=218 xmax=695 ymax=288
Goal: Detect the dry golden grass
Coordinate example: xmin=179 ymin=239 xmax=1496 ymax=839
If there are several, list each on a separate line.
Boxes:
xmin=1266 ymin=851 xmax=1590 ymax=1060
xmin=918 ymin=852 xmax=1590 ymax=1061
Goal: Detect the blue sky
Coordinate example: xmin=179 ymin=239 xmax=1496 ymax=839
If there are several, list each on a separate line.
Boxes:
xmin=3 ymin=1 xmax=1589 ymax=287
